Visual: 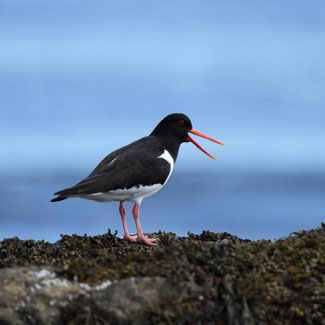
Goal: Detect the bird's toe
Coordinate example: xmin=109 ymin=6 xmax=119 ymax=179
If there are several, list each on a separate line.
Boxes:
xmin=123 ymin=234 xmax=138 ymax=242
xmin=137 ymin=236 xmax=158 ymax=246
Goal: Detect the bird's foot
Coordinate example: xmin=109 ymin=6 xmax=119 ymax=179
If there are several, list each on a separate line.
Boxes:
xmin=123 ymin=234 xmax=138 ymax=242
xmin=136 ymin=235 xmax=158 ymax=247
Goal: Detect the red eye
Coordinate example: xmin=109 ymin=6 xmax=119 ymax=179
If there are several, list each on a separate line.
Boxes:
xmin=178 ymin=120 xmax=185 ymax=126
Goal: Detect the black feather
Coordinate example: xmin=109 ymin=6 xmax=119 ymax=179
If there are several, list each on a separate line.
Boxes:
xmin=50 ymin=113 xmax=192 ymax=201
xmin=50 ymin=136 xmax=173 ymax=199
xmin=51 ymin=196 xmax=67 ymax=202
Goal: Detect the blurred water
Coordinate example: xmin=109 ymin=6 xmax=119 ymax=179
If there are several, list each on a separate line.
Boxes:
xmin=1 ymin=171 xmax=324 ymax=242
xmin=1 ymin=1 xmax=325 ymax=241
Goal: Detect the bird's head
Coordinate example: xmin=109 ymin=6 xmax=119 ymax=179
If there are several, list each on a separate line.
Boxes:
xmin=151 ymin=113 xmax=224 ymax=160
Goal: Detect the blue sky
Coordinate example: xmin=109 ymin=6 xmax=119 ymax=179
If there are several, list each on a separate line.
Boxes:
xmin=1 ymin=1 xmax=325 ymax=241
xmin=1 ymin=0 xmax=325 ymax=174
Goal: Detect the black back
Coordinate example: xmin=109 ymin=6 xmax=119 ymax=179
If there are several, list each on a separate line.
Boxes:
xmin=51 ymin=113 xmax=192 ymax=200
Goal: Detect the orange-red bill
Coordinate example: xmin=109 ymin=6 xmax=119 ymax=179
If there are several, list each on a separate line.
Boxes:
xmin=186 ymin=128 xmax=224 ymax=160
xmin=189 ymin=129 xmax=225 ymax=146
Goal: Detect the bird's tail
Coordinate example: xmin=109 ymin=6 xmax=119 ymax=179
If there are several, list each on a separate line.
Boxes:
xmin=50 ymin=177 xmax=94 ymax=202
xmin=51 ymin=188 xmax=73 ymax=202
xmin=50 ymin=196 xmax=68 ymax=202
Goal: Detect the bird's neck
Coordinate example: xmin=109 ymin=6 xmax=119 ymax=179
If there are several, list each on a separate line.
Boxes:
xmin=151 ymin=134 xmax=182 ymax=162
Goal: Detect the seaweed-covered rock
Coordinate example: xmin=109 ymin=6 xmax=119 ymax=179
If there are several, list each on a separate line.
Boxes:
xmin=1 ymin=225 xmax=325 ymax=324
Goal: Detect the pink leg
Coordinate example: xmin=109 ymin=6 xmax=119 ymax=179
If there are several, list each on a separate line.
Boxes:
xmin=119 ymin=201 xmax=137 ymax=242
xmin=132 ymin=203 xmax=157 ymax=246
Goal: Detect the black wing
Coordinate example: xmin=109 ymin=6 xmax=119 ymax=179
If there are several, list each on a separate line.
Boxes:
xmin=51 ymin=136 xmax=171 ymax=201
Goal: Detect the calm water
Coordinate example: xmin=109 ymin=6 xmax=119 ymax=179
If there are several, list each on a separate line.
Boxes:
xmin=1 ymin=1 xmax=325 ymax=242
xmin=1 ymin=171 xmax=324 ymax=242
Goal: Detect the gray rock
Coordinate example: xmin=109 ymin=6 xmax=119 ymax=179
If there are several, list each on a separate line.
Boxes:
xmin=92 ymin=277 xmax=181 ymax=325
xmin=0 ymin=266 xmax=86 ymax=324
xmin=0 ymin=267 xmax=182 ymax=324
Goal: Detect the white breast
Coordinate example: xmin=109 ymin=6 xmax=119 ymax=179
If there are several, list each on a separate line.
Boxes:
xmin=158 ymin=149 xmax=174 ymax=183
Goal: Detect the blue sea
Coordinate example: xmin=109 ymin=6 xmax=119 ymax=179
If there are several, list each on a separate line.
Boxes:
xmin=1 ymin=170 xmax=324 ymax=242
xmin=1 ymin=1 xmax=325 ymax=242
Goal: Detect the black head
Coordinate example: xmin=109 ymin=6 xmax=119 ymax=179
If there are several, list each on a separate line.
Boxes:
xmin=150 ymin=113 xmax=224 ymax=161
xmin=150 ymin=113 xmax=192 ymax=143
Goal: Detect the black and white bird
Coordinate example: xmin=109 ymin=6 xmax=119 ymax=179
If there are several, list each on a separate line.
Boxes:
xmin=51 ymin=113 xmax=224 ymax=246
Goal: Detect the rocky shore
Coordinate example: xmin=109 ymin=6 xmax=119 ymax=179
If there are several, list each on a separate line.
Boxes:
xmin=1 ymin=224 xmax=325 ymax=324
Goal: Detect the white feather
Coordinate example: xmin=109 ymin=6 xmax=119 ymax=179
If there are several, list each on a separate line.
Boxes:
xmin=158 ymin=149 xmax=174 ymax=182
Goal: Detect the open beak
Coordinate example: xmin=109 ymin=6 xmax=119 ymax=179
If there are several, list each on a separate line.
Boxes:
xmin=186 ymin=129 xmax=225 ymax=160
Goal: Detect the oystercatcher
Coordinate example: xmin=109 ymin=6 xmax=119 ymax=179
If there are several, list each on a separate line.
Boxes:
xmin=51 ymin=113 xmax=224 ymax=246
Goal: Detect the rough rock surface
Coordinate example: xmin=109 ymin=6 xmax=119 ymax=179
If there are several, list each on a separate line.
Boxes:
xmin=0 ymin=267 xmax=83 ymax=324
xmin=1 ymin=225 xmax=325 ymax=324
xmin=0 ymin=266 xmax=179 ymax=325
